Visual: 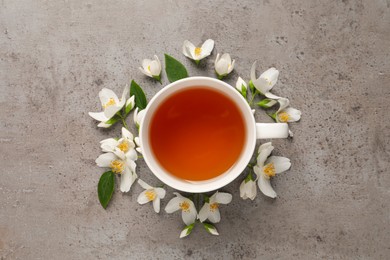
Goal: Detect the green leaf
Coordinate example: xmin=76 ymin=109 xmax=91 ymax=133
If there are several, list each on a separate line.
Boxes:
xmin=165 ymin=54 xmax=188 ymax=82
xmin=257 ymin=99 xmax=277 ymax=108
xmin=98 ymin=171 xmax=115 ymax=209
xmin=130 ymin=80 xmax=147 ymax=110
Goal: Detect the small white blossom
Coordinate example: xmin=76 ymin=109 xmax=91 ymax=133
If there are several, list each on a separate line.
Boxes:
xmin=133 ymin=107 xmax=146 ymax=128
xmin=165 ymin=192 xmax=197 ymax=225
xmin=240 ymin=175 xmax=257 ymax=200
xmin=100 ymin=127 xmax=136 ymax=159
xmin=235 ymin=77 xmax=247 ymax=98
xmin=139 ymin=55 xmax=162 ymax=82
xmin=125 ymin=96 xmax=135 ymax=114
xmin=89 ymin=86 xmax=128 ymax=128
xmin=254 ymin=142 xmax=291 ymax=198
xmin=134 ymin=137 xmax=142 ymax=154
xmin=250 ymin=61 xmax=281 ymax=99
xmin=198 ymin=191 xmax=232 ymax=223
xmin=179 ymin=223 xmax=195 ymax=238
xmin=203 ymin=223 xmax=219 ymax=236
xmin=215 ymin=53 xmax=235 ymax=79
xmin=137 ymin=179 xmax=166 ymax=213
xmin=95 ymin=150 xmax=137 ymax=193
xmin=275 ymin=98 xmax=302 ymax=123
xmin=182 ymin=39 xmax=214 ymax=64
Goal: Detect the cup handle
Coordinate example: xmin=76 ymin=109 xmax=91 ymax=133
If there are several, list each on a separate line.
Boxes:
xmin=256 ymin=123 xmax=289 ymax=139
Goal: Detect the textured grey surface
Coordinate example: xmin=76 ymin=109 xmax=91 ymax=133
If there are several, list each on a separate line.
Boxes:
xmin=1 ymin=0 xmax=390 ymax=259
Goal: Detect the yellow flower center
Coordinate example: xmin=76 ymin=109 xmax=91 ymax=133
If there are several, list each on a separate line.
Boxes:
xmin=179 ymin=201 xmax=190 ymax=212
xmin=103 ymin=98 xmax=116 ymax=109
xmin=117 ymin=140 xmax=129 ymax=153
xmin=147 ymin=65 xmax=151 ymax=71
xmin=145 ymin=190 xmax=156 ymax=201
xmin=194 ymin=47 xmax=202 ymax=57
xmin=278 ymin=112 xmax=290 ymax=122
xmin=263 ymin=162 xmax=275 ymax=179
xmin=110 ymin=160 xmax=125 ymax=174
xmin=209 ymin=203 xmax=219 ymax=212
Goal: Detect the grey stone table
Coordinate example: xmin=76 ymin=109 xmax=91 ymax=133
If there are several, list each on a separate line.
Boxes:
xmin=1 ymin=0 xmax=389 ymax=259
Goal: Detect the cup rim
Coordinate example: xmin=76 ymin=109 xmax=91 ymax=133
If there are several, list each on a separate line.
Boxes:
xmin=139 ymin=76 xmax=256 ymax=193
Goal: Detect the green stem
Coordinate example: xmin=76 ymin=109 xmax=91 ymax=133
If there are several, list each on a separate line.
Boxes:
xmin=117 ymin=113 xmax=129 ymax=129
xmin=249 ymin=90 xmax=259 ymax=106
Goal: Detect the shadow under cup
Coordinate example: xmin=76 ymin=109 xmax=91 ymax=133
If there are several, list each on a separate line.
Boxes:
xmin=139 ymin=77 xmax=257 ymax=193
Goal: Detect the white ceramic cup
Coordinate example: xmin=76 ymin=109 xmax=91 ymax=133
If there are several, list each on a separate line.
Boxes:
xmin=139 ymin=77 xmax=288 ymax=193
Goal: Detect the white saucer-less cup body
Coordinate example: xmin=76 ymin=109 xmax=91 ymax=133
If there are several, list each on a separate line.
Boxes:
xmin=139 ymin=77 xmax=288 ymax=193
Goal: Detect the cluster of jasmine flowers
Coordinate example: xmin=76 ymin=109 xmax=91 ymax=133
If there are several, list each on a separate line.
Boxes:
xmin=89 ymin=38 xmax=301 ymax=238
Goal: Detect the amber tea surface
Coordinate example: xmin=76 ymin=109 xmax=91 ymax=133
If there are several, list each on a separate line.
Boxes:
xmin=150 ymin=87 xmax=246 ymax=181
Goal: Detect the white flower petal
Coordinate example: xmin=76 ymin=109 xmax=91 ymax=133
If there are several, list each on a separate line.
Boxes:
xmin=153 ymin=197 xmax=160 ymax=213
xmin=155 ymin=188 xmax=166 ymax=199
xmin=220 ymin=53 xmax=232 ymax=64
xmin=126 ymin=148 xmax=138 ymax=161
xmin=96 ymin=152 xmax=117 ymax=167
xmin=277 ymin=98 xmax=290 ymax=112
xmin=119 ymin=86 xmax=128 ymax=106
xmin=99 ymin=88 xmax=119 ymax=105
xmin=182 ymin=205 xmax=197 ymax=225
xmin=164 ymin=197 xmax=181 ymax=213
xmin=266 ymin=156 xmax=291 ymax=174
xmin=100 ymin=138 xmax=118 ymax=152
xmin=228 ymin=59 xmax=235 ymax=73
xmin=257 ymin=142 xmax=274 ymax=166
xmin=137 ymin=179 xmax=152 ymax=190
xmin=137 ymin=190 xmax=150 ymax=205
xmin=250 ymin=61 xmax=257 ymax=82
xmin=136 ymin=109 xmax=146 ymax=126
xmin=264 ymin=92 xmax=282 ymax=100
xmin=142 ymin=59 xmax=152 ymax=70
xmin=198 ymin=203 xmax=210 ymax=222
xmin=139 ymin=67 xmax=152 ymax=77
xmin=182 ymin=40 xmax=196 ymax=59
xmin=149 ymin=60 xmax=161 ymax=76
xmin=120 ymin=168 xmax=137 ymax=192
xmin=154 ymin=55 xmax=161 ymax=68
xmin=200 ymin=39 xmax=214 ymax=57
xmin=121 ymin=127 xmax=133 ymax=140
xmin=258 ymin=174 xmax=277 ymax=198
xmin=207 ymin=209 xmax=221 ymax=223
xmin=97 ymin=121 xmax=112 ymax=128
xmin=284 ymin=107 xmax=302 ymax=122
xmin=113 ymin=149 xmax=126 ymax=160
xmin=260 ymin=67 xmax=279 ymax=88
xmin=89 ymin=112 xmax=108 ymax=122
xmin=215 ymin=192 xmax=232 ymax=204
xmin=254 ymin=77 xmax=272 ymax=94
xmin=240 ymin=180 xmax=249 ymax=200
xmin=103 ymin=105 xmax=121 ymax=120
xmin=215 ymin=53 xmax=221 ymax=64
